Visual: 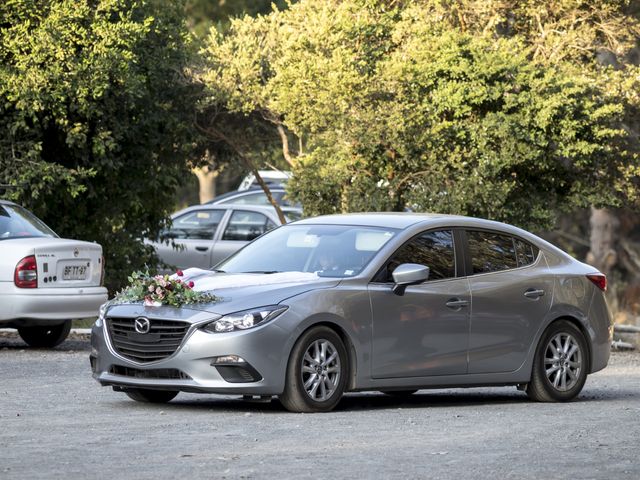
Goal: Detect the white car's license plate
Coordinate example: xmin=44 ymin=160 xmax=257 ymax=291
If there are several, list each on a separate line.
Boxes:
xmin=63 ymin=265 xmax=88 ymax=280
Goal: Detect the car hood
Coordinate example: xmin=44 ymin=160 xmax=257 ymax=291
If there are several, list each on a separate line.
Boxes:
xmin=105 ymin=272 xmax=340 ymax=320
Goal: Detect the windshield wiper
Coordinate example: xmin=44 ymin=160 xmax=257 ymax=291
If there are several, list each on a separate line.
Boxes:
xmin=242 ymin=270 xmax=280 ymax=274
xmin=209 ymin=269 xmax=225 ymax=273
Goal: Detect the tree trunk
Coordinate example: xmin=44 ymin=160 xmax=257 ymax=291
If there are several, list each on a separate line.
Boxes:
xmin=586 ymin=207 xmax=619 ymax=277
xmin=192 ymin=165 xmax=219 ymax=204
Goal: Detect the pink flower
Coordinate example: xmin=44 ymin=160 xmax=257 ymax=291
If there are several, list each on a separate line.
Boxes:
xmin=148 ymin=285 xmax=155 ymax=292
xmin=188 ymin=281 xmax=194 ymax=288
xmin=176 ymin=270 xmax=184 ymax=277
xmin=156 ymin=287 xmax=163 ymax=295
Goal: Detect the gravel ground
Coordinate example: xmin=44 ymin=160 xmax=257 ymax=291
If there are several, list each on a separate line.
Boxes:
xmin=1 ymin=332 xmax=639 ymax=480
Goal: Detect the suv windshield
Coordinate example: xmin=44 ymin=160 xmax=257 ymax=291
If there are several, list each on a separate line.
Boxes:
xmin=0 ymin=204 xmax=57 ymax=240
xmin=218 ymin=224 xmax=398 ymax=277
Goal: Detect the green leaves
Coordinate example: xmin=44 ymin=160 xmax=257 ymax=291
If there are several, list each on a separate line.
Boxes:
xmin=202 ymin=0 xmax=638 ymax=231
xmin=0 ymin=0 xmax=198 ymax=292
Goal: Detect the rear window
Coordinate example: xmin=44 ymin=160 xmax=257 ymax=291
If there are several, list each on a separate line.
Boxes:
xmin=467 ymin=230 xmax=517 ymax=274
xmin=0 ymin=204 xmax=57 ymax=240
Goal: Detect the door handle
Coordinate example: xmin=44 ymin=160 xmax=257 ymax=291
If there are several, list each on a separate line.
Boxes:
xmin=524 ymin=288 xmax=545 ymax=299
xmin=195 ymin=246 xmax=209 ymax=252
xmin=446 ymin=298 xmax=469 ymax=309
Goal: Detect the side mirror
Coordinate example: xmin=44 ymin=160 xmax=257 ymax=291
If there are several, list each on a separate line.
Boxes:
xmin=392 ymin=263 xmax=430 ymax=296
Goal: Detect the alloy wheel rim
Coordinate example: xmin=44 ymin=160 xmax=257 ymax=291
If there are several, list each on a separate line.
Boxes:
xmin=301 ymin=339 xmax=341 ymax=402
xmin=544 ymin=333 xmax=582 ymax=392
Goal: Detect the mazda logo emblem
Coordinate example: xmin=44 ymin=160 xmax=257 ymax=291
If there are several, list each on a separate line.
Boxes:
xmin=134 ymin=317 xmax=151 ymax=334
xmin=73 ymin=248 xmax=79 ymax=258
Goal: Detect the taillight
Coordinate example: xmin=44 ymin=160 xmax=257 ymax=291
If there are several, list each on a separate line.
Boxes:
xmin=587 ymin=273 xmax=607 ymax=292
xmin=15 ymin=255 xmax=38 ymax=288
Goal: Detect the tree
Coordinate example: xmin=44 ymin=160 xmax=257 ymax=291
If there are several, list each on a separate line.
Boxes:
xmin=185 ymin=0 xmax=294 ymax=205
xmin=201 ymin=0 xmax=638 ymax=231
xmin=0 ymin=0 xmax=198 ymax=292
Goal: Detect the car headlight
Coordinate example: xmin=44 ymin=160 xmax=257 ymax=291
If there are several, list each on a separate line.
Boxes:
xmin=202 ymin=305 xmax=288 ymax=333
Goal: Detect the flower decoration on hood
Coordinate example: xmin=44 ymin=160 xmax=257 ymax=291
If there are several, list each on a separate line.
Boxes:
xmin=114 ymin=271 xmax=219 ymax=307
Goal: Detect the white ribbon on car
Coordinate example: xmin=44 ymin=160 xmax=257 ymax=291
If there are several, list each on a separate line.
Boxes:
xmin=171 ymin=268 xmax=320 ymax=292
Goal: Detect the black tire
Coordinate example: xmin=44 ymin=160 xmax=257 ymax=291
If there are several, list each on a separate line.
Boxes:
xmin=279 ymin=326 xmax=348 ymax=413
xmin=381 ymin=390 xmax=418 ymax=397
xmin=124 ymin=388 xmax=179 ymax=403
xmin=527 ymin=320 xmax=589 ymax=402
xmin=17 ymin=321 xmax=71 ymax=348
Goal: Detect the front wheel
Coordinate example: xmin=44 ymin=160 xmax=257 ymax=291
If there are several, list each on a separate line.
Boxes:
xmin=279 ymin=326 xmax=348 ymax=413
xmin=124 ymin=388 xmax=178 ymax=403
xmin=527 ymin=320 xmax=589 ymax=402
xmin=18 ymin=321 xmax=71 ymax=348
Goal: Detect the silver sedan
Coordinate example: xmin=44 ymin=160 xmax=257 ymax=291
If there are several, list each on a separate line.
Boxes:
xmin=92 ymin=213 xmax=612 ymax=412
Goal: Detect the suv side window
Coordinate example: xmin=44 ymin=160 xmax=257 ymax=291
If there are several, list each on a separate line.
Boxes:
xmin=379 ymin=230 xmax=456 ymax=282
xmin=222 ymin=210 xmax=276 ymax=241
xmin=467 ymin=230 xmax=518 ymax=273
xmin=167 ymin=210 xmax=224 ymax=240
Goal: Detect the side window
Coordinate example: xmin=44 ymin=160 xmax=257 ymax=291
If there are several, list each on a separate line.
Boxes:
xmin=380 ymin=230 xmax=455 ymax=282
xmin=467 ymin=230 xmax=517 ymax=273
xmin=514 ymin=237 xmax=538 ymax=267
xmin=167 ymin=210 xmax=224 ymax=240
xmin=222 ymin=210 xmax=276 ymax=241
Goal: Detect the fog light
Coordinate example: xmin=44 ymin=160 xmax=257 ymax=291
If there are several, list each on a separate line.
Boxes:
xmin=211 ymin=355 xmax=246 ymax=365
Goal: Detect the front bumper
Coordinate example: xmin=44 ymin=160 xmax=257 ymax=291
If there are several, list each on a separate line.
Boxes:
xmin=91 ymin=312 xmax=292 ymax=396
xmin=0 ymin=284 xmax=108 ymax=323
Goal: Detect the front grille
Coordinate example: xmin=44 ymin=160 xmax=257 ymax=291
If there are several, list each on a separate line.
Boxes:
xmin=109 ymin=365 xmax=192 ymax=380
xmin=106 ymin=317 xmax=190 ymax=363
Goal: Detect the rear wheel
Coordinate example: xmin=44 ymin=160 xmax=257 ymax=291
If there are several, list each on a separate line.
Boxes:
xmin=17 ymin=321 xmax=71 ymax=348
xmin=124 ymin=388 xmax=178 ymax=403
xmin=279 ymin=326 xmax=348 ymax=413
xmin=527 ymin=320 xmax=589 ymax=402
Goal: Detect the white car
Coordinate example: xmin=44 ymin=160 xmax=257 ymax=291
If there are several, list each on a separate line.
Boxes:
xmin=0 ymin=199 xmax=108 ymax=347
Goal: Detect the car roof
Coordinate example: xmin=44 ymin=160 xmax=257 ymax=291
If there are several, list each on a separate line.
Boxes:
xmin=205 ymin=187 xmax=286 ymax=205
xmin=172 ymin=203 xmax=285 ymax=219
xmin=293 ymin=212 xmax=535 ymax=234
xmin=294 ymin=212 xmax=455 ymax=229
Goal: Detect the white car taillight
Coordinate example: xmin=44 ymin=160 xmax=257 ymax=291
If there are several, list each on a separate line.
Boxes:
xmin=15 ymin=255 xmax=38 ymax=288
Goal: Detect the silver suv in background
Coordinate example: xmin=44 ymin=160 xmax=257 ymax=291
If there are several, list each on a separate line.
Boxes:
xmin=147 ymin=204 xmax=295 ymax=271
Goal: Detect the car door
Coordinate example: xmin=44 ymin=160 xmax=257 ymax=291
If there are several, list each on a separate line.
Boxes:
xmin=464 ymin=230 xmax=554 ymax=374
xmin=211 ymin=209 xmax=277 ymax=266
xmin=154 ymin=209 xmax=225 ymax=270
xmin=369 ymin=229 xmax=471 ymax=378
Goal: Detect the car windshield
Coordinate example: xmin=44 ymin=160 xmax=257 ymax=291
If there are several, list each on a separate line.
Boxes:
xmin=217 ymin=224 xmax=398 ymax=277
xmin=0 ymin=204 xmax=57 ymax=240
